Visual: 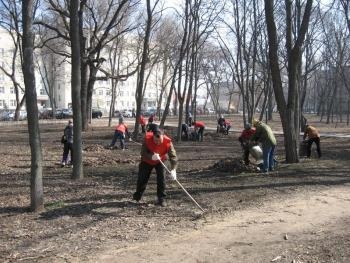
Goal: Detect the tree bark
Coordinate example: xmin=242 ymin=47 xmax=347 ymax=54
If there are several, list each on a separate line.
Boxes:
xmin=22 ymin=0 xmax=44 ymax=212
xmin=70 ymin=0 xmax=83 ymax=179
xmin=264 ymin=0 xmax=313 ymax=163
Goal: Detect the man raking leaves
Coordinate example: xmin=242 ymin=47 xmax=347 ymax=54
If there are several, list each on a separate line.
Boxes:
xmin=133 ymin=127 xmax=178 ymax=207
xmin=132 ymin=127 xmax=204 ymax=212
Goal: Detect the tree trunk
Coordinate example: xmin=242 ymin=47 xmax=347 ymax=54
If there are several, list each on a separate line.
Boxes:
xmin=133 ymin=0 xmax=153 ymax=138
xmin=70 ymin=0 xmax=84 ymax=179
xmin=22 ymin=0 xmax=44 ymax=212
xmin=264 ymin=0 xmax=313 ymax=163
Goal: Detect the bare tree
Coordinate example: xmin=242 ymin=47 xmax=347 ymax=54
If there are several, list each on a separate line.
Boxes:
xmin=217 ymin=0 xmax=268 ymax=126
xmin=133 ymin=0 xmax=160 ymax=138
xmin=22 ymin=0 xmax=44 ymax=212
xmin=69 ymin=0 xmax=83 ymax=179
xmin=0 ymin=0 xmax=26 ymax=120
xmin=36 ymin=0 xmax=140 ymax=130
xmin=264 ymin=0 xmax=313 ymax=163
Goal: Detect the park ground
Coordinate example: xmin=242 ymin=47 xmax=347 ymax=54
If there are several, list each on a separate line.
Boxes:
xmin=0 ymin=114 xmax=350 ymax=263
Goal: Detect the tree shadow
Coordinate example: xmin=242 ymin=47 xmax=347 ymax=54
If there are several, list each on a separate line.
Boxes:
xmin=39 ymin=200 xmax=142 ymax=220
xmin=0 ymin=206 xmax=30 ymax=215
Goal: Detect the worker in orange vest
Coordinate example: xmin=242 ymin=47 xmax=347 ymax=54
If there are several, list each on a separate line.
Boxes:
xmin=109 ymin=117 xmax=130 ymax=150
xmin=192 ymin=121 xmax=205 ymax=142
xmin=133 ymin=127 xmax=178 ymax=207
xmin=140 ymin=114 xmax=146 ymax=133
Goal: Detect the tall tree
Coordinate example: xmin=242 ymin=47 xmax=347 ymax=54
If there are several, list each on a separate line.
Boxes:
xmin=22 ymin=0 xmax=44 ymax=212
xmin=264 ymin=0 xmax=313 ymax=163
xmin=133 ymin=0 xmax=160 ymax=138
xmin=70 ymin=0 xmax=83 ymax=179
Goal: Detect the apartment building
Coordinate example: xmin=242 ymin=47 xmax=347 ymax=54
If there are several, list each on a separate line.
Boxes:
xmin=0 ymin=27 xmax=174 ymax=115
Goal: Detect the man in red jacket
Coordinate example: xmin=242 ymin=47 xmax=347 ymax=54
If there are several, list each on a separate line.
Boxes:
xmin=193 ymin=120 xmax=205 ymax=142
xmin=238 ymin=123 xmax=256 ymax=165
xmin=133 ymin=127 xmax=178 ymax=207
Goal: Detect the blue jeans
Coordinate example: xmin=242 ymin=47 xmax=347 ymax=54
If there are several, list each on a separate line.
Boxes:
xmin=262 ymin=145 xmax=275 ymax=172
xmin=110 ymin=131 xmax=125 ymax=149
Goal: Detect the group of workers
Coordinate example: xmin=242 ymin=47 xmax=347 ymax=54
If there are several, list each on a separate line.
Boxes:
xmin=60 ymin=113 xmax=321 ymax=206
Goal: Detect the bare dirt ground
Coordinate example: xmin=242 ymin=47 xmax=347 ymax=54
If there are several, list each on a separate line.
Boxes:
xmin=1 ymin=114 xmax=350 ymax=263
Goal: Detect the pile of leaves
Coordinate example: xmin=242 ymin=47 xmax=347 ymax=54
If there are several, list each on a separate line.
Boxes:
xmin=212 ymin=157 xmax=258 ymax=173
xmin=83 ymin=144 xmax=107 ymax=152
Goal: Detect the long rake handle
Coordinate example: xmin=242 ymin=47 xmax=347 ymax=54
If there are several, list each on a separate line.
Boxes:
xmin=158 ymin=159 xmax=205 ymax=212
xmin=174 ymin=179 xmax=205 ymax=212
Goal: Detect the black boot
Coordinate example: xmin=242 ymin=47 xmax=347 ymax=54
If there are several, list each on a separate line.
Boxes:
xmin=133 ymin=192 xmax=141 ymax=202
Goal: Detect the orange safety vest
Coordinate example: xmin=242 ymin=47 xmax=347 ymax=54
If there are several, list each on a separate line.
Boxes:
xmin=194 ymin=121 xmax=205 ymax=128
xmin=140 ymin=115 xmax=146 ymax=126
xmin=142 ymin=132 xmax=172 ymax=165
xmin=115 ymin=123 xmax=127 ymax=133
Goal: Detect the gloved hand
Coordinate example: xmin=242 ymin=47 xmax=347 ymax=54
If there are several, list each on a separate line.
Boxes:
xmin=170 ymin=169 xmax=177 ymax=180
xmin=151 ymin=153 xmax=160 ymax=161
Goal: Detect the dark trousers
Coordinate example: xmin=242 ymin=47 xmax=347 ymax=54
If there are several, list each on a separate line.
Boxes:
xmin=307 ymin=137 xmax=321 ymax=158
xmin=182 ymin=124 xmax=189 ymax=140
xmin=62 ymin=142 xmax=73 ymax=164
xmin=110 ymin=130 xmax=125 ymax=149
xmin=242 ymin=143 xmax=250 ymax=164
xmin=196 ymin=127 xmax=204 ymax=141
xmin=134 ymin=161 xmax=166 ymax=201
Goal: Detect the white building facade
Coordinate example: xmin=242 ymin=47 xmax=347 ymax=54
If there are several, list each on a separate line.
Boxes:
xmin=0 ymin=28 xmax=172 ymax=114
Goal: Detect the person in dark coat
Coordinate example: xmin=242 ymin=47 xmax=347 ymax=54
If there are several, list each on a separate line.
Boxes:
xmin=61 ymin=119 xmax=73 ymax=167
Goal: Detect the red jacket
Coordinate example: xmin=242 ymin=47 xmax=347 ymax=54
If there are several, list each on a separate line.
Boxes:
xmin=240 ymin=128 xmax=256 ymax=140
xmin=194 ymin=121 xmax=205 ymax=128
xmin=142 ymin=132 xmax=172 ymax=165
xmin=139 ymin=115 xmax=146 ymax=126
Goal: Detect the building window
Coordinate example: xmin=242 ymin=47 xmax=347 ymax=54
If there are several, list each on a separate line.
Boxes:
xmin=0 ymin=87 xmax=4 ymax=93
xmin=106 ymin=90 xmax=111 ymax=96
xmin=10 ymin=100 xmax=16 ymax=107
xmin=99 ymin=90 xmax=103 ymax=95
xmin=0 ymin=100 xmax=4 ymax=107
xmin=119 ymin=91 xmax=124 ymax=97
xmin=10 ymin=87 xmax=15 ymax=94
xmin=40 ymin=89 xmax=46 ymax=95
